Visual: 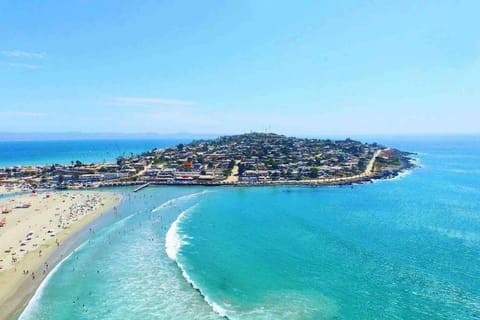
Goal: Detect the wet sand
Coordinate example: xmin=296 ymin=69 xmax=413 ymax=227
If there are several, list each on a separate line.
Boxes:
xmin=0 ymin=191 xmax=122 ymax=320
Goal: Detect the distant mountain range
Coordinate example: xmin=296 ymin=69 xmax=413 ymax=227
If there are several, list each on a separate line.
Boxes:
xmin=0 ymin=132 xmax=221 ymax=141
xmin=1 ymin=132 xmax=474 ymax=142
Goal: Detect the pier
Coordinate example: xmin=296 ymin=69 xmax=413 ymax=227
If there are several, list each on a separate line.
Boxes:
xmin=133 ymin=182 xmax=151 ymax=193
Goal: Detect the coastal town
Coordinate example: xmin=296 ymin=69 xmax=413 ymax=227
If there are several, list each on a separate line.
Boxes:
xmin=0 ymin=133 xmax=414 ymax=190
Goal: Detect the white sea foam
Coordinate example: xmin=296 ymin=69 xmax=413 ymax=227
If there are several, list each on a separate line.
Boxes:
xmin=165 ymin=206 xmax=196 ymax=260
xmin=19 ymin=241 xmax=88 ymax=319
xmin=152 ymin=190 xmax=209 ymax=213
xmin=410 ymin=156 xmax=422 ymax=167
xmin=370 ymin=168 xmax=413 ymax=185
xmin=391 ymin=168 xmax=414 ymax=180
xmin=369 ymin=156 xmax=419 ymax=185
xmin=20 ymin=212 xmax=137 ymax=319
xmin=176 ymin=259 xmax=229 ymax=318
xmin=165 ymin=203 xmax=229 ymax=318
xmin=234 ymin=290 xmax=339 ymax=319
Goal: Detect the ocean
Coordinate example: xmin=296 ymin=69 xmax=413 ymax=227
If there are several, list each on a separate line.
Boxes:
xmin=0 ymin=139 xmax=188 ymax=167
xmin=14 ymin=135 xmax=480 ymax=319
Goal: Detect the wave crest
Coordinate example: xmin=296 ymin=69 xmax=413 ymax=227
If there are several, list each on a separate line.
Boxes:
xmin=152 ymin=190 xmax=209 ymax=213
xmin=165 ymin=203 xmax=229 ymax=318
xmin=165 ymin=206 xmax=196 ymax=260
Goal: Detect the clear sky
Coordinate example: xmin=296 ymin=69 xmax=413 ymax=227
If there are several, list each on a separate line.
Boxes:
xmin=1 ymin=1 xmax=479 ymax=136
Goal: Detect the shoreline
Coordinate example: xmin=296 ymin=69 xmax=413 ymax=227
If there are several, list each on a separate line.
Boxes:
xmin=0 ymin=191 xmax=122 ymax=320
xmin=96 ymin=156 xmax=417 ymax=189
xmin=1 ymin=135 xmax=417 ymax=194
xmin=2 ymin=156 xmax=417 ymax=320
xmin=0 ymin=186 xmax=29 ymax=197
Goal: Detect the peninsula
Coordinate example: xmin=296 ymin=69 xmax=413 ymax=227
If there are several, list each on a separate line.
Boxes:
xmin=0 ymin=133 xmax=415 ymax=190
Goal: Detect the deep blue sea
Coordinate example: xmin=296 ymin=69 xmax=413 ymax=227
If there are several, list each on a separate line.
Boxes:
xmin=0 ymin=139 xmax=188 ymax=167
xmin=15 ymin=136 xmax=480 ymax=319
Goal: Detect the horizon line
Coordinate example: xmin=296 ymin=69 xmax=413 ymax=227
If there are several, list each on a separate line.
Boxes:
xmin=1 ymin=131 xmax=480 ymax=142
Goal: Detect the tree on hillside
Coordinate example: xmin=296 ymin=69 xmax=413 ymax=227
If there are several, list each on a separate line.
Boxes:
xmin=309 ymin=167 xmax=319 ymax=178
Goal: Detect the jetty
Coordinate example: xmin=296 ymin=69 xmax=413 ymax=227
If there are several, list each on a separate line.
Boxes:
xmin=133 ymin=182 xmax=151 ymax=193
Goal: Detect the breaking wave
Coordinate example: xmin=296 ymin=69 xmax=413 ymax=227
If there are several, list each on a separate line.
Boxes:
xmin=20 ymin=212 xmax=137 ymax=319
xmin=152 ymin=190 xmax=210 ymax=213
xmin=165 ymin=205 xmax=230 ymax=319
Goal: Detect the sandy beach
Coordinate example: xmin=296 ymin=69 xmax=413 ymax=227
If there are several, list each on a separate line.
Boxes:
xmin=0 ymin=186 xmax=28 ymax=196
xmin=0 ymin=190 xmax=121 ymax=320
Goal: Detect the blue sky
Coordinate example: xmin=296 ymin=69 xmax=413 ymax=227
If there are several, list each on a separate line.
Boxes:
xmin=1 ymin=1 xmax=479 ymax=135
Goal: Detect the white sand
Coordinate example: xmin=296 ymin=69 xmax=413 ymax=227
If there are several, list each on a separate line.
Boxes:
xmin=0 ymin=190 xmax=121 ymax=319
xmin=0 ymin=185 xmax=26 ymax=196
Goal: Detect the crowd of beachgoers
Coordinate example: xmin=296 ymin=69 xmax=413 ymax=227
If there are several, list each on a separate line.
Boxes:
xmin=0 ymin=189 xmax=121 ymax=320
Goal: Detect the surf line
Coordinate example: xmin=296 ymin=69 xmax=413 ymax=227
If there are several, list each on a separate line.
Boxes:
xmin=19 ymin=210 xmax=137 ymax=318
xmin=165 ymin=205 xmax=230 ymax=319
xmin=151 ymin=190 xmax=210 ymax=213
xmin=19 ymin=240 xmax=89 ymax=319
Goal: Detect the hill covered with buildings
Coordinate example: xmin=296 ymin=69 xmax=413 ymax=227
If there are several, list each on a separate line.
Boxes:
xmin=0 ymin=133 xmax=415 ymax=189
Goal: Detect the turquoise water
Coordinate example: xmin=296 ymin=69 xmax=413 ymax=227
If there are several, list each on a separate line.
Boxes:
xmin=19 ymin=136 xmax=480 ymax=319
xmin=0 ymin=139 xmax=188 ymax=167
